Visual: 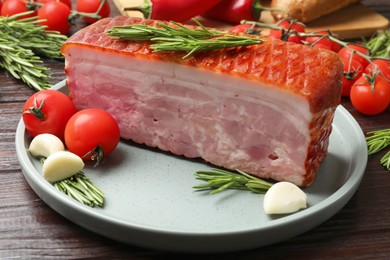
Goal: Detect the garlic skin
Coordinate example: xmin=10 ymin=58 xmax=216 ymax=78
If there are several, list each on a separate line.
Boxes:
xmin=29 ymin=133 xmax=65 ymax=158
xmin=263 ymin=182 xmax=307 ymax=214
xmin=42 ymin=151 xmax=85 ymax=183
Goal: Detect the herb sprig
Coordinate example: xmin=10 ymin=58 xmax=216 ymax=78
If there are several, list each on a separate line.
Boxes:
xmin=108 ymin=20 xmax=224 ymax=40
xmin=39 ymin=158 xmax=105 ymax=207
xmin=364 ymin=30 xmax=390 ymax=59
xmin=108 ymin=19 xmax=262 ymax=59
xmin=0 ymin=12 xmax=67 ymax=91
xmin=193 ymin=168 xmax=273 ymax=195
xmin=366 ymin=128 xmax=390 ymax=171
xmin=0 ymin=38 xmax=52 ymax=90
xmin=54 ymin=172 xmax=105 ymax=207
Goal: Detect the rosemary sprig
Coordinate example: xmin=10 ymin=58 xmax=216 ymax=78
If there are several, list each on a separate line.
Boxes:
xmin=363 ymin=30 xmax=390 ymax=59
xmin=2 ymin=13 xmax=68 ymax=60
xmin=193 ymin=168 xmax=273 ymax=195
xmin=108 ymin=19 xmax=262 ymax=58
xmin=108 ymin=20 xmax=224 ymax=40
xmin=0 ymin=38 xmax=52 ymax=90
xmin=53 ymin=172 xmax=105 ymax=207
xmin=0 ymin=12 xmax=68 ymax=91
xmin=38 ymin=157 xmax=105 ymax=207
xmin=366 ymin=128 xmax=390 ymax=171
xmin=152 ymin=35 xmax=262 ymax=59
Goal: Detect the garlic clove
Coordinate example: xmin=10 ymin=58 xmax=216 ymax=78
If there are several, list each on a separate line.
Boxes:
xmin=263 ymin=181 xmax=307 ymax=214
xmin=42 ymin=151 xmax=84 ymax=183
xmin=29 ymin=133 xmax=65 ymax=158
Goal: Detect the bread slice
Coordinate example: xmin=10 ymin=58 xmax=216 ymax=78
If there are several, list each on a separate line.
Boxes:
xmin=271 ymin=0 xmax=360 ymax=22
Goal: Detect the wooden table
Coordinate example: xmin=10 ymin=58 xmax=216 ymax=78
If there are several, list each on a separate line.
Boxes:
xmin=1 ymin=1 xmax=389 ymax=258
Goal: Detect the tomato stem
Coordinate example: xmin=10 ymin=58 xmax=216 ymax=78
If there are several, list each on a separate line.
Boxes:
xmin=23 ymin=97 xmax=46 ymax=119
xmin=243 ymin=18 xmax=305 ymax=42
xmin=83 ymin=145 xmax=106 ymax=167
xmin=68 ymin=0 xmax=107 ymax=22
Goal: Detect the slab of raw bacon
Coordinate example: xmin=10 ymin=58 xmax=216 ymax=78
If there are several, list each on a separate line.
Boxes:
xmin=61 ymin=17 xmax=342 ymax=187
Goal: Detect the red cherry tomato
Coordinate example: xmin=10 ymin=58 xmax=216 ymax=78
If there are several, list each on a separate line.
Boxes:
xmin=305 ymin=31 xmax=334 ymax=51
xmin=338 ymin=44 xmax=370 ymax=69
xmin=331 ymin=40 xmax=342 ymax=53
xmin=76 ymin=0 xmax=110 ymax=24
xmin=341 ymin=58 xmax=365 ymax=96
xmin=365 ymin=59 xmax=390 ymax=82
xmin=1 ymin=0 xmax=36 ymax=19
xmin=65 ymin=108 xmax=120 ymax=165
xmin=350 ymin=75 xmax=390 ymax=115
xmin=22 ymin=90 xmax=77 ymax=140
xmin=38 ymin=1 xmax=71 ymax=34
xmin=36 ymin=0 xmax=72 ymax=8
xmin=268 ymin=20 xmax=305 ymax=44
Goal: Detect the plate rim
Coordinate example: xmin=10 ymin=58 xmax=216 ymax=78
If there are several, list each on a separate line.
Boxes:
xmin=15 ymin=80 xmax=368 ymax=253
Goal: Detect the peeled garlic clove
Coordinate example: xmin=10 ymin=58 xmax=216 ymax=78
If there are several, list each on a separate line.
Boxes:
xmin=263 ymin=181 xmax=307 ymax=214
xmin=42 ymin=151 xmax=84 ymax=183
xmin=29 ymin=133 xmax=65 ymax=158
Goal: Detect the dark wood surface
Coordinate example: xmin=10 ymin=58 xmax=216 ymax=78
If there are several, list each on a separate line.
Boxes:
xmin=1 ymin=1 xmax=389 ymax=258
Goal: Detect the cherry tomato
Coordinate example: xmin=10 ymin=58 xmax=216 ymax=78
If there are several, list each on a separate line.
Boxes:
xmin=338 ymin=44 xmax=370 ymax=69
xmin=331 ymin=40 xmax=342 ymax=53
xmin=37 ymin=1 xmax=71 ymax=34
xmin=365 ymin=59 xmax=390 ymax=82
xmin=1 ymin=0 xmax=36 ymax=19
xmin=36 ymin=0 xmax=72 ymax=8
xmin=268 ymin=20 xmax=305 ymax=44
xmin=65 ymin=108 xmax=120 ymax=165
xmin=22 ymin=90 xmax=77 ymax=140
xmin=38 ymin=1 xmax=71 ymax=34
xmin=305 ymin=31 xmax=334 ymax=50
xmin=350 ymin=75 xmax=390 ymax=115
xmin=76 ymin=0 xmax=110 ymax=24
xmin=341 ymin=58 xmax=364 ymax=96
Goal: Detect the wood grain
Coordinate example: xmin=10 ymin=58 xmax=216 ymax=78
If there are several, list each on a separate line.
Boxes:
xmin=0 ymin=1 xmax=389 ymax=258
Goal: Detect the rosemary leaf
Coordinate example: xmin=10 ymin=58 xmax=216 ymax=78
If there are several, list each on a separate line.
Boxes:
xmin=366 ymin=128 xmax=390 ymax=172
xmin=194 ymin=168 xmax=273 ymax=195
xmin=380 ymin=151 xmax=390 ymax=170
xmin=210 ymin=182 xmax=236 ymax=195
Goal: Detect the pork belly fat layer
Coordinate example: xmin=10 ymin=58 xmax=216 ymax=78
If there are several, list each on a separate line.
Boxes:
xmin=65 ymin=45 xmax=312 ymax=185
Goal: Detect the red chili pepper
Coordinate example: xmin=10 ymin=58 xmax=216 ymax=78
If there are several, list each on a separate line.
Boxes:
xmin=202 ymin=0 xmax=261 ymax=24
xmin=125 ymin=0 xmax=223 ymax=23
xmin=203 ymin=0 xmax=286 ymax=24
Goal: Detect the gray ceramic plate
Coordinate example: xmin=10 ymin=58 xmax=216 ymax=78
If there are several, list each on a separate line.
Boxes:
xmin=15 ymin=80 xmax=367 ymax=253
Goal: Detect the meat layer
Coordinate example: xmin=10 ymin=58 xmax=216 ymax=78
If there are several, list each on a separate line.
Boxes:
xmin=61 ymin=17 xmax=343 ymax=187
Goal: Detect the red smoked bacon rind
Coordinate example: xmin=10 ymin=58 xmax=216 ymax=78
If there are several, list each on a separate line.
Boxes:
xmin=62 ymin=17 xmax=342 ymax=187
